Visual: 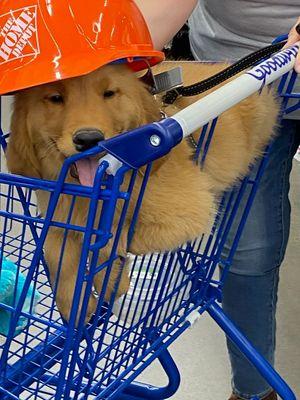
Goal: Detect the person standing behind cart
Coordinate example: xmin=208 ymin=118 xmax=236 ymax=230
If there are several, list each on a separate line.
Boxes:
xmin=135 ymin=2 xmax=300 ymax=400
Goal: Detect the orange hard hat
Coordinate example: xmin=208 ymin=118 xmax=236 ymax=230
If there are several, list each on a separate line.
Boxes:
xmin=0 ymin=0 xmax=164 ymax=95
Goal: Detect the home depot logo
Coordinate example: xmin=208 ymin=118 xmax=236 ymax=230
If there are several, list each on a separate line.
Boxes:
xmin=0 ymin=6 xmax=39 ymax=65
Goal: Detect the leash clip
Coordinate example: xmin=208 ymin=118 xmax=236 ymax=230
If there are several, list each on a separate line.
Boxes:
xmin=140 ymin=66 xmax=183 ymax=95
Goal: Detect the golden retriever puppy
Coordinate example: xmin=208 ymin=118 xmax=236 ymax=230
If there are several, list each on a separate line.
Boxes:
xmin=6 ymin=63 xmax=279 ymax=323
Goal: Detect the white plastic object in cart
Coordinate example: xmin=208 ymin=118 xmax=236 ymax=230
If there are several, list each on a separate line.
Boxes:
xmin=113 ymin=252 xmax=191 ymax=325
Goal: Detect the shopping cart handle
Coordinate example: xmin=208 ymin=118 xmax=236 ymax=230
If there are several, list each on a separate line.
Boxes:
xmin=98 ymin=117 xmax=183 ymax=169
xmin=98 ymin=42 xmax=299 ymax=169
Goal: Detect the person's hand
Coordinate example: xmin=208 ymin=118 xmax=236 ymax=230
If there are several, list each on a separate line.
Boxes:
xmin=285 ymin=17 xmax=300 ymax=73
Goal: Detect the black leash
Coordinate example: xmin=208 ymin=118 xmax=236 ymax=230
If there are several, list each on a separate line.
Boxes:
xmin=163 ymin=40 xmax=287 ymax=105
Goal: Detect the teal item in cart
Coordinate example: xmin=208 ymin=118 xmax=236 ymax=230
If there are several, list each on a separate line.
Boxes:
xmin=0 ymin=257 xmax=40 ymax=336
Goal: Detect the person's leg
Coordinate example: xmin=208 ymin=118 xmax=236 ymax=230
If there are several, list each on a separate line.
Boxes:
xmin=221 ymin=120 xmax=300 ymax=399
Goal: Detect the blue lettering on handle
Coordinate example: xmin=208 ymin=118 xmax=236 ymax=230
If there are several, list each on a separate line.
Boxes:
xmin=247 ymin=45 xmax=299 ymax=85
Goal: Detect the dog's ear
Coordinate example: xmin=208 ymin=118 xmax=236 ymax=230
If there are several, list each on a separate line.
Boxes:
xmin=136 ymin=86 xmax=171 ymax=175
xmin=6 ymin=95 xmax=41 ymax=178
xmin=138 ymin=85 xmax=161 ymax=124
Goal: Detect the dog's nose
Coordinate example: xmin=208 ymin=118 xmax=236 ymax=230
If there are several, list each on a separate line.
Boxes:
xmin=73 ymin=129 xmax=104 ymax=152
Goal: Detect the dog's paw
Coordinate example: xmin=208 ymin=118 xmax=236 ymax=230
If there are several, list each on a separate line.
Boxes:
xmin=94 ymin=260 xmax=130 ymax=303
xmin=115 ymin=271 xmax=130 ymax=299
xmin=84 ymin=294 xmax=98 ymax=325
xmin=56 ymin=292 xmax=97 ymax=326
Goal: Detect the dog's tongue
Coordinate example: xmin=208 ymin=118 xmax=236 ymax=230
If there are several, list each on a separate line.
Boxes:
xmin=75 ymin=158 xmax=99 ymax=187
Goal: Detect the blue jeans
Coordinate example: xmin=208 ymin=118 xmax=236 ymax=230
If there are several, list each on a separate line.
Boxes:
xmin=221 ymin=119 xmax=300 ymax=399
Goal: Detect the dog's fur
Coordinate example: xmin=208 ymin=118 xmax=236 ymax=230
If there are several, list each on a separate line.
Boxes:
xmin=6 ymin=62 xmax=279 ymax=322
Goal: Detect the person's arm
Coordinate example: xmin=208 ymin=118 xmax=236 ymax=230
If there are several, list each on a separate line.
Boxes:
xmin=285 ymin=18 xmax=300 ymax=72
xmin=135 ymin=0 xmax=198 ymax=50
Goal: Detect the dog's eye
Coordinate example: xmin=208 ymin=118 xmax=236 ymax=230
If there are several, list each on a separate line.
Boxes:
xmin=47 ymin=94 xmax=64 ymax=104
xmin=103 ymin=90 xmax=116 ymax=99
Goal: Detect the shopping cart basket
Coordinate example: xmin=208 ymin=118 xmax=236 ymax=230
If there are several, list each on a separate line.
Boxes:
xmin=0 ymin=43 xmax=299 ymax=400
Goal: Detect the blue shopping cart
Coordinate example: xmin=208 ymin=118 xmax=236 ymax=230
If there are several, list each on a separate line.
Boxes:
xmin=0 ymin=43 xmax=299 ymax=400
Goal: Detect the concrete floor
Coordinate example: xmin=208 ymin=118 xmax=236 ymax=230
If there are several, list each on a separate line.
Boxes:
xmin=1 ymin=97 xmax=299 ymax=399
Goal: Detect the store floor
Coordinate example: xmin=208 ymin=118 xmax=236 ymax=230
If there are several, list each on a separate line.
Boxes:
xmin=140 ymin=161 xmax=300 ymax=399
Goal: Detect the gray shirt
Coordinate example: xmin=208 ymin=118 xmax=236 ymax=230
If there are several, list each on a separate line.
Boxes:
xmin=189 ymin=0 xmax=299 ymax=61
xmin=189 ymin=0 xmax=300 ymax=118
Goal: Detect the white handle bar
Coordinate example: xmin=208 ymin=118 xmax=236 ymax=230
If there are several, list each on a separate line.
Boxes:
xmin=171 ymin=43 xmax=300 ymax=138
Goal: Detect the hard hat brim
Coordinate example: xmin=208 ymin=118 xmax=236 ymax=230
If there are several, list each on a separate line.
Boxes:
xmin=0 ymin=49 xmax=164 ymax=96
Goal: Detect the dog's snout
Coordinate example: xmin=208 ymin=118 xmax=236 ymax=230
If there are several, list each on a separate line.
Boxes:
xmin=73 ymin=129 xmax=104 ymax=151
